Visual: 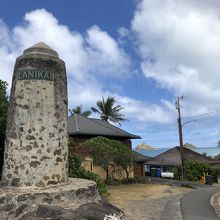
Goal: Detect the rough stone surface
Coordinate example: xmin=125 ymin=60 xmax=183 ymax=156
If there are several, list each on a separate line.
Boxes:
xmin=20 ymin=198 xmax=125 ymax=220
xmin=0 ymin=178 xmax=101 ymax=220
xmin=0 ymin=42 xmax=122 ymax=219
xmin=2 ymin=43 xmax=68 ymax=187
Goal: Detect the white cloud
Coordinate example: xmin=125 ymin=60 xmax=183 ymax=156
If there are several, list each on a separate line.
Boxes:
xmin=113 ymin=94 xmax=175 ymax=123
xmin=0 ymin=9 xmax=130 ymax=106
xmin=132 ymin=0 xmax=220 ymax=117
xmin=0 ymin=8 xmax=173 ymax=124
xmin=86 ymin=25 xmax=131 ymax=77
xmin=209 ymin=131 xmax=220 ymax=136
xmin=118 ymin=27 xmax=130 ymax=38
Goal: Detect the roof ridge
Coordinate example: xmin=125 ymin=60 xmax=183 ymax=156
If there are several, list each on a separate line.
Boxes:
xmin=133 ymin=150 xmax=152 ymax=159
xmin=153 ymin=146 xmax=180 ymax=159
xmin=67 ymin=115 xmax=140 ymax=139
xmin=183 ymin=146 xmax=215 ymax=161
xmin=74 ymin=114 xmax=80 ymax=132
xmin=89 ymin=117 xmax=132 ymax=136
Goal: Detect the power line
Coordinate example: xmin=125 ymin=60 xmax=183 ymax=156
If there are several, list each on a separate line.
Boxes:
xmin=182 ymin=109 xmax=220 ymax=120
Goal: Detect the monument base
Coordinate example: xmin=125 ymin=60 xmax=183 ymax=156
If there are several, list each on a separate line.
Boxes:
xmin=0 ymin=178 xmax=125 ymax=220
xmin=0 ymin=178 xmax=102 ymax=220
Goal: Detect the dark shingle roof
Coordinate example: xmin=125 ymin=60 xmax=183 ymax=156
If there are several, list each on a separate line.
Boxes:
xmin=147 ymin=147 xmax=182 ymax=166
xmin=132 ymin=151 xmax=152 ymax=162
xmin=68 ymin=114 xmax=140 ymax=139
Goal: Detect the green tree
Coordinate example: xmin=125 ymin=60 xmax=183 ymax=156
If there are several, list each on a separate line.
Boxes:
xmin=83 ymin=136 xmax=135 ymax=180
xmin=91 ymin=96 xmax=126 ymax=125
xmin=112 ymin=140 xmax=134 ymax=179
xmin=68 ymin=138 xmax=107 ymax=195
xmin=83 ymin=136 xmax=117 ymax=179
xmin=184 ymin=160 xmax=220 ymax=182
xmin=69 ymin=105 xmax=91 ymax=117
xmin=0 ymin=80 xmax=8 ymax=150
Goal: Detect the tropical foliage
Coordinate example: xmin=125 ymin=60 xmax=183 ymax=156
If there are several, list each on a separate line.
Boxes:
xmin=184 ymin=160 xmax=219 ymax=182
xmin=112 ymin=140 xmax=134 ymax=179
xmin=68 ymin=138 xmax=107 ymax=195
xmin=69 ymin=105 xmax=91 ymax=117
xmin=91 ymin=96 xmax=126 ymax=125
xmin=83 ymin=136 xmax=117 ymax=179
xmin=83 ymin=136 xmax=134 ymax=180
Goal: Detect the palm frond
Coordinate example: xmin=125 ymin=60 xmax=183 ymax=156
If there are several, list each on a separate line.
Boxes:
xmin=70 ymin=105 xmax=91 ymax=117
xmin=91 ymin=96 xmax=127 ymax=125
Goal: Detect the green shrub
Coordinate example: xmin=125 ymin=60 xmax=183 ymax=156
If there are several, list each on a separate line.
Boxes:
xmin=120 ymin=176 xmax=146 ymax=184
xmin=184 ymin=160 xmax=220 ymax=182
xmin=81 ymin=169 xmax=108 ymax=195
xmin=121 ymin=177 xmax=136 ymax=184
xmin=105 ymin=176 xmax=121 ymax=185
xmin=169 ymin=167 xmax=180 ymax=180
xmin=134 ymin=176 xmax=146 ymax=184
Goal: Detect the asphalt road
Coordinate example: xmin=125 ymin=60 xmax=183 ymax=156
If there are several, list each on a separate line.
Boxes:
xmin=181 ymin=187 xmax=220 ymax=220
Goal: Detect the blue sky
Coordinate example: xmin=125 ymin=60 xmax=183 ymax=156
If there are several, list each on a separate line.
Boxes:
xmin=0 ymin=0 xmax=220 ymax=148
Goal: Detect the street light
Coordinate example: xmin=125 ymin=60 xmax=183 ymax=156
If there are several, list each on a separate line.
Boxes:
xmin=175 ymin=96 xmax=197 ymax=180
xmin=182 ymin=119 xmax=197 ymax=127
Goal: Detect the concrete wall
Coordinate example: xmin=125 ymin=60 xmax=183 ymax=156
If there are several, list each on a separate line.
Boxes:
xmin=82 ymin=157 xmax=134 ymax=180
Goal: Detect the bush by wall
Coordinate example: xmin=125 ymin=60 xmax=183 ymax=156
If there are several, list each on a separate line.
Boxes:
xmin=184 ymin=160 xmax=220 ymax=182
xmin=169 ymin=166 xmax=180 ymax=180
xmin=68 ymin=138 xmax=107 ymax=195
xmin=105 ymin=176 xmax=146 ymax=185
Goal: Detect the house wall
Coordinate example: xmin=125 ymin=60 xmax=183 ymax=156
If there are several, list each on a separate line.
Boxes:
xmin=81 ymin=157 xmax=134 ymax=180
xmin=134 ymin=162 xmax=145 ymax=177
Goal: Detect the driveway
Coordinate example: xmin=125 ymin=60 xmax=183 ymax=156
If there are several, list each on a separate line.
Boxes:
xmin=181 ymin=187 xmax=220 ymax=220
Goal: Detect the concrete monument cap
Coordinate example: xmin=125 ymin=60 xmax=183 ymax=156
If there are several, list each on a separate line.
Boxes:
xmin=23 ymin=42 xmax=59 ymax=57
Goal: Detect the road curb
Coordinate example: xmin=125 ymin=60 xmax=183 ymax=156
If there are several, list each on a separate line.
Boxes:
xmin=210 ymin=192 xmax=220 ymax=218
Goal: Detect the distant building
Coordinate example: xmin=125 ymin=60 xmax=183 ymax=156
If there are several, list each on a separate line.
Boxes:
xmin=146 ymin=146 xmax=220 ymax=176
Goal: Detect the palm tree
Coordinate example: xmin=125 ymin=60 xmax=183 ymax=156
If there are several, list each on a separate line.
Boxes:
xmin=91 ymin=96 xmax=127 ymax=125
xmin=69 ymin=105 xmax=91 ymax=117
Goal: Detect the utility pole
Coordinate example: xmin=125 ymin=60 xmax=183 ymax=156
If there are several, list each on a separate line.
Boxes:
xmin=175 ymin=96 xmax=184 ymax=180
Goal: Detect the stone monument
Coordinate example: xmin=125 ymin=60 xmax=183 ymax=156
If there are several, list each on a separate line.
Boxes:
xmin=2 ymin=42 xmax=68 ymax=187
xmin=0 ymin=43 xmax=124 ymax=220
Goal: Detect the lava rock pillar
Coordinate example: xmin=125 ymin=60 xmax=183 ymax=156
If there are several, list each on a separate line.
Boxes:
xmin=2 ymin=42 xmax=68 ymax=187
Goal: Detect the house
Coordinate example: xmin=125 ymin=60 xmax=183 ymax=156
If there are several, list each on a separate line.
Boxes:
xmin=146 ymin=146 xmax=220 ymax=176
xmin=68 ymin=114 xmax=141 ymax=179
